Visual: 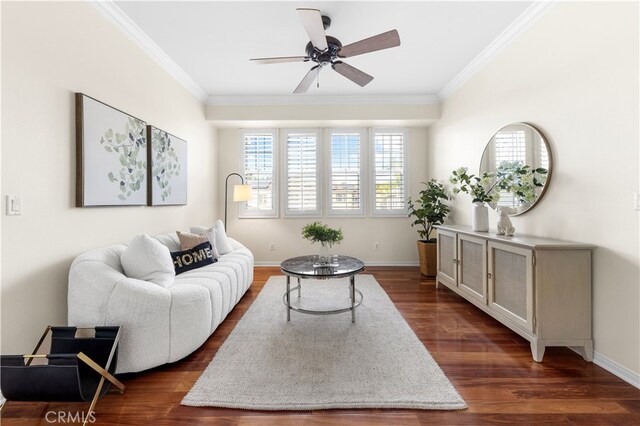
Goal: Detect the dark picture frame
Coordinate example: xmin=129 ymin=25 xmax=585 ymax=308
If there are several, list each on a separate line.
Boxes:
xmin=75 ymin=93 xmax=147 ymax=207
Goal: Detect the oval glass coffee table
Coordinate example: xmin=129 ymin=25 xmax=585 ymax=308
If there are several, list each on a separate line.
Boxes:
xmin=280 ymin=255 xmax=365 ymax=323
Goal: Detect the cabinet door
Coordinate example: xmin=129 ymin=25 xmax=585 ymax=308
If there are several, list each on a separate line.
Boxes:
xmin=437 ymin=230 xmax=457 ymax=288
xmin=457 ymin=234 xmax=487 ymax=304
xmin=488 ymin=242 xmax=534 ymax=333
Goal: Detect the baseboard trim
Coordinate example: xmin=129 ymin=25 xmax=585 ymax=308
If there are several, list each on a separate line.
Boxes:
xmin=254 ymin=261 xmax=419 ymax=267
xmin=569 ymin=347 xmax=640 ymax=389
xmin=592 ymin=351 xmax=640 ymax=389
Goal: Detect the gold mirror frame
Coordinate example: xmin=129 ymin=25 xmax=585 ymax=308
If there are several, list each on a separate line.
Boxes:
xmin=479 ymin=123 xmax=553 ymax=216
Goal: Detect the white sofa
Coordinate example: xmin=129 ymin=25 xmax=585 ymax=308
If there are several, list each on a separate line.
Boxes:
xmin=67 ymin=229 xmax=253 ymax=374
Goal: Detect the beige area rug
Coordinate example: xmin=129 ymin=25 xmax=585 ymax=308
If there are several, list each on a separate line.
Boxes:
xmin=182 ymin=275 xmax=466 ymax=410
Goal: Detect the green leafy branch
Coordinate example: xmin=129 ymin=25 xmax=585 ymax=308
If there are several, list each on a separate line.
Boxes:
xmin=152 ymin=129 xmax=181 ymax=201
xmin=100 ymin=117 xmax=146 ymax=200
xmin=301 ymin=222 xmax=344 ymax=248
xmin=450 ymin=162 xmax=547 ymax=205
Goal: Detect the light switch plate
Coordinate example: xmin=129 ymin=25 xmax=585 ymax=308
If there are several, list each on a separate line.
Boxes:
xmin=6 ymin=195 xmax=22 ymax=215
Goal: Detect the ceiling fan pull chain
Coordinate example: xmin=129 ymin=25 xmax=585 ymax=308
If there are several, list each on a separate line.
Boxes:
xmin=317 ymin=66 xmax=320 ymax=88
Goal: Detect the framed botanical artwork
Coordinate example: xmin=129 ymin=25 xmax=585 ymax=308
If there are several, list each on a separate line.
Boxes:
xmin=76 ymin=93 xmax=147 ymax=207
xmin=147 ymin=126 xmax=187 ymax=206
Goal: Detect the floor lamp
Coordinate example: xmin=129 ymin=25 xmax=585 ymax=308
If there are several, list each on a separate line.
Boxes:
xmin=224 ymin=173 xmax=252 ymax=229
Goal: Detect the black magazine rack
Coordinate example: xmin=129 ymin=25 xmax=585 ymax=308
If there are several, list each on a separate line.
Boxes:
xmin=1 ymin=326 xmax=124 ymax=425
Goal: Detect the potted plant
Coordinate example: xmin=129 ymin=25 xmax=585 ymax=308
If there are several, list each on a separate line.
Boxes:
xmin=407 ymin=179 xmax=450 ymax=277
xmin=450 ymin=164 xmax=547 ymax=231
xmin=301 ymin=221 xmax=344 ymax=265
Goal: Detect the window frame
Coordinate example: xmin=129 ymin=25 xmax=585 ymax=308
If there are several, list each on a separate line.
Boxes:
xmin=282 ymin=128 xmax=322 ymax=217
xmin=239 ymin=128 xmax=279 ymax=218
xmin=369 ymin=127 xmax=409 ymax=217
xmin=325 ymin=128 xmax=366 ymax=217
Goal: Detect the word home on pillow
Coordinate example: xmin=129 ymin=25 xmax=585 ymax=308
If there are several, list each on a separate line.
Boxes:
xmin=171 ymin=241 xmax=217 ymax=275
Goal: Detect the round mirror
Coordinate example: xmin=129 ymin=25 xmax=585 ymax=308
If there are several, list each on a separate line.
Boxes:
xmin=479 ymin=123 xmax=552 ymax=215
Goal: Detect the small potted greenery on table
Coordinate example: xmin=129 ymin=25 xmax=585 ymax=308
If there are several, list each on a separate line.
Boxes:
xmin=302 ymin=221 xmax=344 ymax=266
xmin=407 ymin=179 xmax=450 ymax=277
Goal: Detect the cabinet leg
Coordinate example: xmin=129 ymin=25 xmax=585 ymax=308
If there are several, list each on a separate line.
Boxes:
xmin=435 ymin=279 xmax=439 ymax=289
xmin=579 ymin=340 xmax=594 ymax=362
xmin=530 ymin=340 xmax=545 ymax=362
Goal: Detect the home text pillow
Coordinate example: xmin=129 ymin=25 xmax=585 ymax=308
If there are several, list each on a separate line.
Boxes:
xmin=121 ymin=234 xmax=175 ymax=288
xmin=171 ymin=241 xmax=217 ymax=275
xmin=177 ymin=229 xmax=220 ymax=259
xmin=213 ymin=220 xmax=233 ymax=255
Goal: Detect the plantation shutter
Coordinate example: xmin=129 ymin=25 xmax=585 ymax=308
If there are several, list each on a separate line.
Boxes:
xmin=494 ymin=129 xmax=526 ymax=208
xmin=373 ymin=130 xmax=407 ymax=215
xmin=241 ymin=131 xmax=277 ymax=217
xmin=285 ymin=131 xmax=320 ymax=216
xmin=329 ymin=131 xmax=363 ymax=215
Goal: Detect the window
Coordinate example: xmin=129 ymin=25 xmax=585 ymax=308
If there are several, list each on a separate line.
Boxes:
xmin=284 ymin=129 xmax=320 ymax=216
xmin=371 ymin=129 xmax=408 ymax=216
xmin=494 ymin=129 xmax=526 ymax=209
xmin=238 ymin=127 xmax=410 ymax=219
xmin=240 ymin=130 xmax=277 ymax=217
xmin=328 ymin=130 xmax=364 ymax=215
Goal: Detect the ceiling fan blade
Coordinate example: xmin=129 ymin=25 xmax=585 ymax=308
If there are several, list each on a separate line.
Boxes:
xmin=250 ymin=56 xmax=309 ymax=64
xmin=294 ymin=65 xmax=321 ymax=94
xmin=297 ymin=8 xmax=328 ymax=51
xmin=339 ymin=29 xmax=401 ymax=58
xmin=332 ymin=62 xmax=373 ymax=87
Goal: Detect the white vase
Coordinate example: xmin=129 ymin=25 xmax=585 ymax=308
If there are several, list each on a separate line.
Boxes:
xmin=318 ymin=243 xmax=330 ymax=264
xmin=472 ymin=202 xmax=489 ymax=232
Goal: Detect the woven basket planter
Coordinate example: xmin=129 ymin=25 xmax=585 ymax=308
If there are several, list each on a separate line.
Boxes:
xmin=417 ymin=240 xmax=437 ymax=277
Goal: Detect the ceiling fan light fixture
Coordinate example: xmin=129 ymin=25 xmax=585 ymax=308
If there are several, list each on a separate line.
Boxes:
xmin=249 ymin=9 xmax=400 ymax=93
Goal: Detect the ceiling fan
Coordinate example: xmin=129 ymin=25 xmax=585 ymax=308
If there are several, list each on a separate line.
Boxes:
xmin=250 ymin=8 xmax=401 ymax=94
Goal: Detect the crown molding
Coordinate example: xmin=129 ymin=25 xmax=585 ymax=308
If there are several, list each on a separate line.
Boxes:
xmin=90 ymin=0 xmax=208 ymax=103
xmin=438 ymin=1 xmax=558 ymax=100
xmin=207 ymin=94 xmax=440 ymax=106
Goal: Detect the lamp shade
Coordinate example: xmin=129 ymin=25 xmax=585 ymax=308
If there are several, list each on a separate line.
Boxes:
xmin=233 ymin=184 xmax=252 ymax=202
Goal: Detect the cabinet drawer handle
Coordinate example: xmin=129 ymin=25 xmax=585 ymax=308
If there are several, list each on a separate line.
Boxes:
xmin=453 ymin=259 xmax=457 ymax=264
xmin=487 ymin=273 xmax=492 ymax=279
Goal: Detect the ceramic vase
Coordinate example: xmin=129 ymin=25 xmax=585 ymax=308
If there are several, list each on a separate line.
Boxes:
xmin=472 ymin=202 xmax=489 ymax=232
xmin=318 ymin=243 xmax=330 ymax=265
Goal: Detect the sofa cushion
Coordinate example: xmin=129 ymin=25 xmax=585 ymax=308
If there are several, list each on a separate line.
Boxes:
xmin=171 ymin=241 xmax=217 ymax=275
xmin=121 ymin=234 xmax=175 ymax=288
xmin=177 ymin=229 xmax=220 ymax=259
xmin=191 ymin=221 xmax=233 ymax=255
xmin=214 ymin=220 xmax=234 ymax=254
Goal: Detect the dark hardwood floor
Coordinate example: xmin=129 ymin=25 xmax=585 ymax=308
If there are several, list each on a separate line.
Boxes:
xmin=3 ymin=267 xmax=639 ymax=425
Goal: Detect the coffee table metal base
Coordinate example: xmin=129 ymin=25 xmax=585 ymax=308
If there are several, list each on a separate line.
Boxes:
xmin=283 ymin=276 xmax=363 ymax=323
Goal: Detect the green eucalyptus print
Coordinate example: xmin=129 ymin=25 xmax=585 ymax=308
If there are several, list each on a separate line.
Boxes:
xmin=152 ymin=129 xmax=181 ymax=202
xmin=100 ymin=117 xmax=147 ymax=201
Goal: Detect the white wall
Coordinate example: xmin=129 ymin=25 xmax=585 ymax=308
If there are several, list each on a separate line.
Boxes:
xmin=428 ymin=2 xmax=639 ymax=376
xmin=1 ymin=2 xmax=217 ymax=353
xmin=218 ymin=126 xmax=429 ymax=264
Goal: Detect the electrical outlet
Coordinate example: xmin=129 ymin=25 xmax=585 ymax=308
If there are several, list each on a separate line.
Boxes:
xmin=635 ymin=193 xmax=640 ymax=211
xmin=269 ymin=242 xmax=276 ymax=251
xmin=373 ymin=242 xmax=379 ymax=250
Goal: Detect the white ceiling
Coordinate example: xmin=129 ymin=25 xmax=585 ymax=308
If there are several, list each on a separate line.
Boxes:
xmin=115 ymin=1 xmax=532 ymax=98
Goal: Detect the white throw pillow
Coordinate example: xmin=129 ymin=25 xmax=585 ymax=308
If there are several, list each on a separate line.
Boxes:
xmin=190 ymin=221 xmax=233 ymax=255
xmin=213 ymin=220 xmax=234 ymax=254
xmin=121 ymin=234 xmax=175 ymax=288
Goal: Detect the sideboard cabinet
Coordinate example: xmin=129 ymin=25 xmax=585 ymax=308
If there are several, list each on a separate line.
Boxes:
xmin=435 ymin=225 xmax=594 ymax=362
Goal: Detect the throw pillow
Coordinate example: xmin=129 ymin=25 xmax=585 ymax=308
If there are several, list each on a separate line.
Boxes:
xmin=177 ymin=229 xmax=220 ymax=259
xmin=213 ymin=220 xmax=233 ymax=255
xmin=121 ymin=234 xmax=175 ymax=288
xmin=171 ymin=241 xmax=217 ymax=275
